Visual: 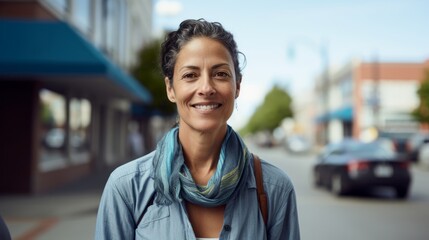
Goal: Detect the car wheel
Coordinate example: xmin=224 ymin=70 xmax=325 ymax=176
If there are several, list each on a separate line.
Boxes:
xmin=331 ymin=174 xmax=346 ymax=196
xmin=396 ymin=186 xmax=409 ymax=199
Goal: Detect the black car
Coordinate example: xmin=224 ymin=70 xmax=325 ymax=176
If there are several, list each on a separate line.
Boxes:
xmin=313 ymin=139 xmax=412 ymax=198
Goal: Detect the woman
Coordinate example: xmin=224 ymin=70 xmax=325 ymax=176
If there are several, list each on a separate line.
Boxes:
xmin=95 ymin=19 xmax=300 ymax=240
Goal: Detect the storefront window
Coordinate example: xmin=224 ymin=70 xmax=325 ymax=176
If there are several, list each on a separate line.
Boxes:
xmin=69 ymin=98 xmax=91 ymax=164
xmin=39 ymin=89 xmax=68 ymax=171
xmin=39 ymin=90 xmax=92 ymax=171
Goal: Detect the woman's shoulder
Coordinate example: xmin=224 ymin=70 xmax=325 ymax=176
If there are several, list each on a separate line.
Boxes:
xmin=259 ymin=158 xmax=295 ymax=193
xmin=102 ymin=151 xmax=157 ymax=207
xmin=108 ymin=151 xmax=156 ymax=187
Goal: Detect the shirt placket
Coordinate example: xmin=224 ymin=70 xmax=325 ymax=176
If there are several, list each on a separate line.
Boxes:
xmin=178 ymin=199 xmax=235 ymax=240
xmin=218 ymin=199 xmax=234 ymax=239
xmin=179 ymin=200 xmax=197 ymax=239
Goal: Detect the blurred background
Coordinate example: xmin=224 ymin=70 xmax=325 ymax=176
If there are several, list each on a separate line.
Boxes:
xmin=0 ymin=0 xmax=428 ymax=239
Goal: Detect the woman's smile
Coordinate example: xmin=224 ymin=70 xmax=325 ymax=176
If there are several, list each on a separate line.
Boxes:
xmin=192 ymin=103 xmax=222 ymax=112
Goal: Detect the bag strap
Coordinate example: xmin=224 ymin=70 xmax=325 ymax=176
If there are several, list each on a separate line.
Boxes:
xmin=253 ymin=154 xmax=268 ymax=226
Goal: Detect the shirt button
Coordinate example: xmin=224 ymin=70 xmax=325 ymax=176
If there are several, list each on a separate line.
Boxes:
xmin=223 ymin=225 xmax=231 ymax=232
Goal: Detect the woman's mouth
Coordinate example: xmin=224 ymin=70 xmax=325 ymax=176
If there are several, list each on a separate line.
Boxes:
xmin=192 ymin=103 xmax=221 ymax=111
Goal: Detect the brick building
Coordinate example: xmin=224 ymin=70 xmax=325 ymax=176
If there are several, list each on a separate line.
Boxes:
xmin=313 ymin=59 xmax=429 ymax=144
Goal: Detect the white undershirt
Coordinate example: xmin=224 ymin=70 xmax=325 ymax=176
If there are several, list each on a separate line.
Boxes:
xmin=196 ymin=238 xmax=219 ymax=240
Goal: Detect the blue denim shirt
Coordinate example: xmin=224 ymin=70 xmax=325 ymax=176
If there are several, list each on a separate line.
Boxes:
xmin=95 ymin=151 xmax=300 ymax=240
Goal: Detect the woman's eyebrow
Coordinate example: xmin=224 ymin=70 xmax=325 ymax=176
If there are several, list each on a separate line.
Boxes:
xmin=179 ymin=65 xmax=199 ymax=71
xmin=212 ymin=63 xmax=231 ymax=69
xmin=179 ymin=63 xmax=230 ymax=71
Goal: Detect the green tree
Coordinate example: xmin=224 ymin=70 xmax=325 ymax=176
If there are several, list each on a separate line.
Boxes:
xmin=412 ymin=70 xmax=429 ymax=123
xmin=131 ymin=39 xmax=176 ymax=116
xmin=240 ymin=85 xmax=293 ymax=135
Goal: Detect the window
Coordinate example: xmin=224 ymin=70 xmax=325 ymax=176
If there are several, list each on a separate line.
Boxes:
xmin=69 ymin=98 xmax=92 ymax=164
xmin=71 ymin=0 xmax=91 ymax=34
xmin=104 ymin=0 xmax=117 ymax=55
xmin=39 ymin=89 xmax=68 ymax=171
xmin=39 ymin=89 xmax=92 ymax=171
xmin=43 ymin=0 xmax=67 ymax=14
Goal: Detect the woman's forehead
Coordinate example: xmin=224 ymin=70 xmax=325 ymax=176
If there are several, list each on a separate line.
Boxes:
xmin=175 ymin=37 xmax=233 ymax=67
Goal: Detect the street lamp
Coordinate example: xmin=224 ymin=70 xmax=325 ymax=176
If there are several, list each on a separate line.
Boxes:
xmin=287 ymin=39 xmax=330 ymax=145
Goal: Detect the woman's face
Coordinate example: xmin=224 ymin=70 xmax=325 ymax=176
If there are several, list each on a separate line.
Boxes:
xmin=165 ymin=37 xmax=240 ymax=133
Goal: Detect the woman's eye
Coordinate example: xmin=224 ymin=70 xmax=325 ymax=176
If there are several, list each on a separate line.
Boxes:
xmin=182 ymin=73 xmax=197 ymax=79
xmin=215 ymin=72 xmax=230 ymax=78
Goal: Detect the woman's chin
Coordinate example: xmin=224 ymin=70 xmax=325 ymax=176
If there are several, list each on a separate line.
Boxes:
xmin=182 ymin=120 xmax=228 ymax=133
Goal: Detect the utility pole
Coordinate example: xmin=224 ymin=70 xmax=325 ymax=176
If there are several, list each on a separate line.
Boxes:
xmin=320 ymin=42 xmax=330 ymax=145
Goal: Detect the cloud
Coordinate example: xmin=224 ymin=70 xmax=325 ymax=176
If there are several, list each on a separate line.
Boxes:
xmin=155 ymin=0 xmax=183 ymax=17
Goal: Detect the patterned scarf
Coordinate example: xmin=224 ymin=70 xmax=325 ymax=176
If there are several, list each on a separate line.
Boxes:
xmin=152 ymin=125 xmax=251 ymax=207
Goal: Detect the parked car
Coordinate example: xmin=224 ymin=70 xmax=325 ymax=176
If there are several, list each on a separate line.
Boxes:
xmin=253 ymin=131 xmax=275 ymax=148
xmin=313 ymin=139 xmax=412 ymax=198
xmin=283 ymin=135 xmax=312 ymax=154
xmin=407 ymin=131 xmax=429 ymax=162
xmin=377 ymin=131 xmax=414 ymax=156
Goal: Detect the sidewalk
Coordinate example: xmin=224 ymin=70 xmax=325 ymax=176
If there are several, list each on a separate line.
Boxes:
xmin=0 ymin=168 xmax=113 ymax=240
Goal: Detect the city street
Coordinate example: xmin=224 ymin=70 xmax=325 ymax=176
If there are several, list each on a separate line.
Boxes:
xmin=251 ymin=143 xmax=429 ymax=240
xmin=1 ymin=142 xmax=429 ymax=239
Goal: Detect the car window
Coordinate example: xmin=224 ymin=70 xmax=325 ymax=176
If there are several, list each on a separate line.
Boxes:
xmin=345 ymin=142 xmax=395 ymax=158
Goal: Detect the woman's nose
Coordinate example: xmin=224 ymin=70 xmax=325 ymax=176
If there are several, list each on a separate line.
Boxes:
xmin=198 ymin=75 xmax=216 ymax=96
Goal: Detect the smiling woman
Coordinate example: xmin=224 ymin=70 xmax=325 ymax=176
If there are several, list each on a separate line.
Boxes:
xmin=165 ymin=36 xmax=238 ymax=134
xmin=95 ymin=19 xmax=300 ymax=240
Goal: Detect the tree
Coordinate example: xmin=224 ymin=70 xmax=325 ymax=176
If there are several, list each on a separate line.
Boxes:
xmin=412 ymin=70 xmax=429 ymax=124
xmin=131 ymin=39 xmax=176 ymax=116
xmin=240 ymin=85 xmax=293 ymax=135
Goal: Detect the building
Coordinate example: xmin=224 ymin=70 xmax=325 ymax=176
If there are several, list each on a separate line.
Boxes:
xmin=314 ymin=59 xmax=429 ymax=144
xmin=0 ymin=0 xmax=153 ymax=194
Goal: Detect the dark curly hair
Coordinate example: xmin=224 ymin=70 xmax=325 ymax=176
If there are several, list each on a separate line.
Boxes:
xmin=160 ymin=19 xmax=244 ymax=84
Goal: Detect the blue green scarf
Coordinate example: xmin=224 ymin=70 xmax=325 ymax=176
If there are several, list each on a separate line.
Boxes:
xmin=152 ymin=125 xmax=251 ymax=207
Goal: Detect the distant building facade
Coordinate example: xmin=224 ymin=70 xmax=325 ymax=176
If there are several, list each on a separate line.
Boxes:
xmin=314 ymin=59 xmax=429 ymax=145
xmin=0 ymin=0 xmax=153 ymax=194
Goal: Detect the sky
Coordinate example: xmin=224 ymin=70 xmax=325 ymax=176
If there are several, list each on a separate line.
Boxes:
xmin=152 ymin=0 xmax=429 ymax=130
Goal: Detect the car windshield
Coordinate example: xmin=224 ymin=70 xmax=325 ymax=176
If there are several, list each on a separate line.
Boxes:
xmin=345 ymin=142 xmax=396 ymax=159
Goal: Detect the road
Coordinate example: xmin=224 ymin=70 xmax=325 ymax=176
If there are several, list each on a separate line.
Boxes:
xmin=250 ymin=143 xmax=429 ymax=240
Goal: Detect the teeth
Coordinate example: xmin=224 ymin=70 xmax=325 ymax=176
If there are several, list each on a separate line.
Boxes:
xmin=194 ymin=104 xmax=219 ymax=110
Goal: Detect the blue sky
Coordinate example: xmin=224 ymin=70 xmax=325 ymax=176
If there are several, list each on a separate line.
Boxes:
xmin=153 ymin=0 xmax=429 ymax=129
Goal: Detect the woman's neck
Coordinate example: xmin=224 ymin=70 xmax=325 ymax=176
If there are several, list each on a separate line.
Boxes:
xmin=178 ymin=124 xmax=227 ymax=185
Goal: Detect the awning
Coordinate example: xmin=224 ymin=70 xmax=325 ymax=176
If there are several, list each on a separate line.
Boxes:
xmin=316 ymin=106 xmax=353 ymax=123
xmin=330 ymin=106 xmax=353 ymax=120
xmin=0 ymin=19 xmax=151 ymax=103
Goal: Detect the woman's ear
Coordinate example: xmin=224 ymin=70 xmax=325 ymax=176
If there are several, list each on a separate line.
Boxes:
xmin=165 ymin=77 xmax=176 ymax=102
xmin=235 ymin=81 xmax=241 ymax=99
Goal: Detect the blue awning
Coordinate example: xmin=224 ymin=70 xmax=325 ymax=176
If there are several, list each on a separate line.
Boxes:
xmin=0 ymin=19 xmax=151 ymax=103
xmin=330 ymin=106 xmax=353 ymax=120
xmin=316 ymin=106 xmax=353 ymax=123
